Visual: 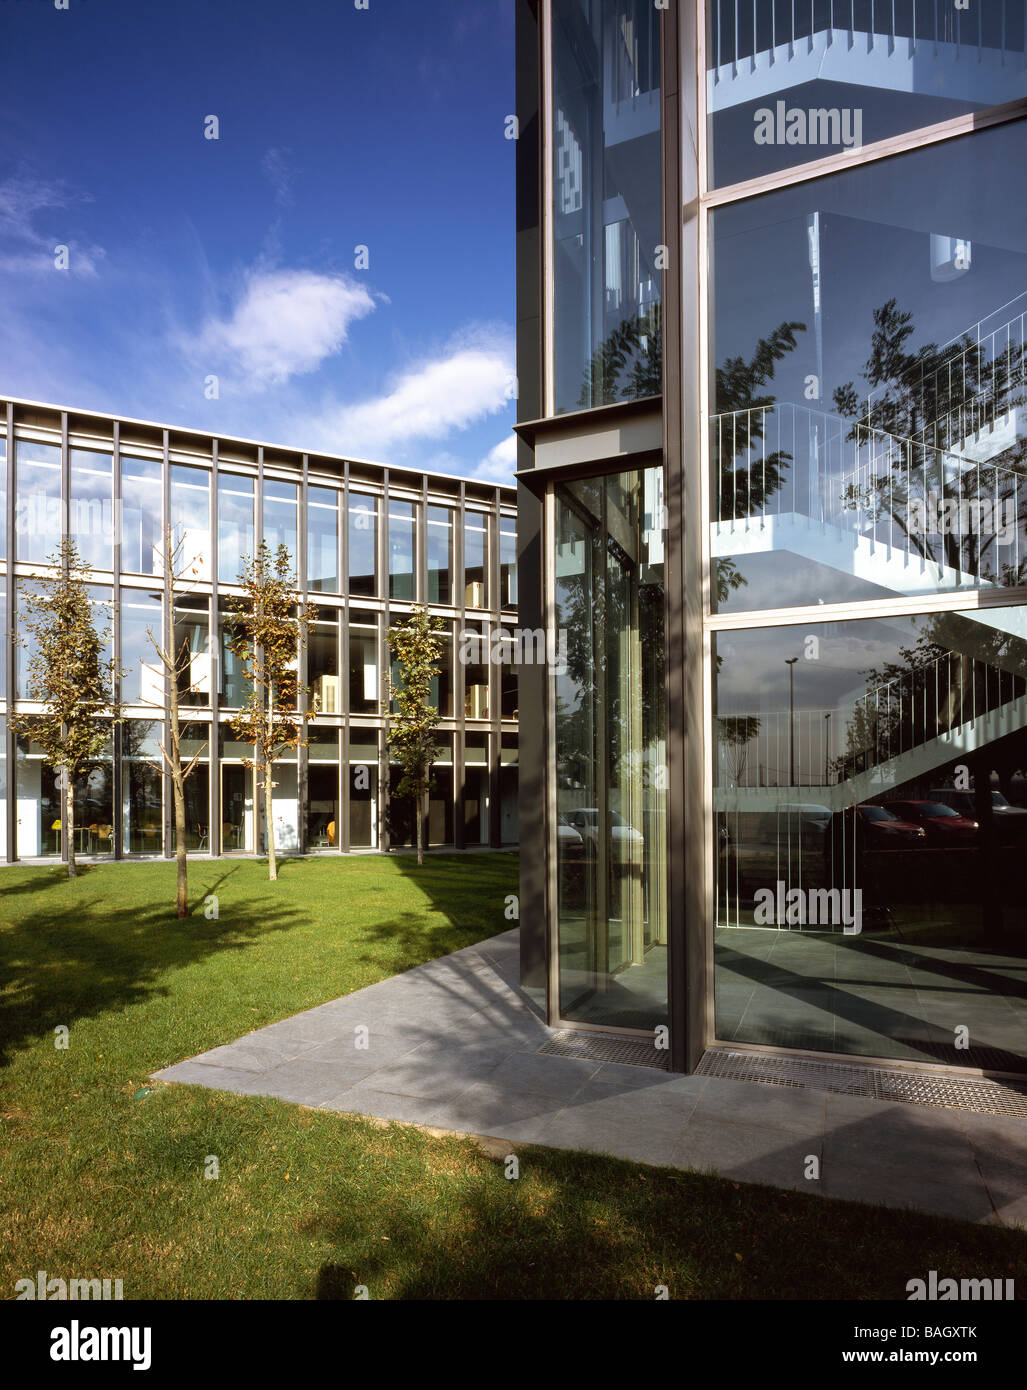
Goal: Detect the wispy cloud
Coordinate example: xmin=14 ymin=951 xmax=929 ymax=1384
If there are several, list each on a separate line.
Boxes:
xmin=473 ymin=433 xmax=517 ymax=484
xmin=308 ymin=328 xmax=514 ymax=457
xmin=0 ymin=172 xmax=104 ymax=275
xmin=185 ymin=267 xmax=377 ymax=390
xmin=261 ymin=147 xmax=295 ymax=209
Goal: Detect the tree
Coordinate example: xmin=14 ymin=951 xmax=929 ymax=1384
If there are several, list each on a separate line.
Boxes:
xmin=578 ymin=304 xmax=662 ymax=409
xmin=225 ymin=542 xmax=315 ymax=881
xmin=717 ymin=715 xmax=761 ymax=786
xmin=385 ymin=605 xmax=445 ymax=867
xmin=12 ymin=539 xmax=121 ymax=879
xmin=142 ymin=526 xmax=209 ymax=917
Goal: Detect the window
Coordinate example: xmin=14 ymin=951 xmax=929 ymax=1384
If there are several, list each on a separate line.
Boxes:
xmin=388 ymin=498 xmax=416 ymax=600
xmin=173 ymin=595 xmax=211 ymax=707
xmin=15 ymin=440 xmax=61 ymax=564
xmin=553 ymin=465 xmax=667 ymax=1027
xmin=347 ymin=492 xmax=377 ymax=596
xmin=170 ymin=465 xmax=210 ymax=580
xmin=120 ymin=589 xmax=163 ymax=705
xmin=551 ymin=0 xmax=661 ymax=413
xmin=464 ymin=513 xmax=488 ymax=607
xmin=70 ymin=449 xmax=114 ymax=570
xmin=309 ymin=611 xmax=340 ymax=714
xmin=218 ymin=474 xmax=254 ymax=585
xmin=121 ymin=456 xmax=162 ymax=575
xmin=308 ymin=485 xmax=339 ymax=593
xmin=710 ymin=120 xmax=1027 ymax=614
xmin=713 ymin=609 xmax=1027 ymax=1072
xmin=427 ymin=506 xmax=453 ymax=604
xmin=706 ymin=1 xmax=1027 ymax=189
xmin=263 ymin=479 xmax=298 ymax=571
xmin=500 ymin=515 xmax=517 ymax=608
xmin=349 ymin=614 xmax=379 ymax=714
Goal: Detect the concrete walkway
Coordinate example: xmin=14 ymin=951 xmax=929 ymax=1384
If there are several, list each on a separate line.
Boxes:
xmin=154 ymin=929 xmax=1026 ymax=1228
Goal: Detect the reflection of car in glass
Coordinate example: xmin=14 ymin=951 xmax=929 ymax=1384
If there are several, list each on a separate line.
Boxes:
xmin=884 ymin=799 xmax=978 ymax=844
xmin=557 ymin=813 xmax=586 ymax=861
xmin=563 ymin=808 xmax=644 ymax=859
xmin=938 ymin=788 xmax=1027 ymax=836
xmin=774 ymin=802 xmax=832 ymax=850
xmin=843 ymin=804 xmax=926 ymax=848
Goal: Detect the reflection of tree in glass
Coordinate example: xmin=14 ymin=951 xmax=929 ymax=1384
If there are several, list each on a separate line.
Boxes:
xmin=578 ymin=304 xmax=662 ymax=409
xmin=832 ymin=614 xmax=1027 ymax=782
xmin=715 ymin=321 xmax=806 ymax=520
xmin=833 ymin=298 xmax=1027 ymax=583
xmin=717 ymin=715 xmax=761 ymax=785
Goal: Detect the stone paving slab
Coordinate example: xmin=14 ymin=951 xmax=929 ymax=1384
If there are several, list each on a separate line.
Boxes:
xmin=153 ymin=928 xmax=1026 ymax=1228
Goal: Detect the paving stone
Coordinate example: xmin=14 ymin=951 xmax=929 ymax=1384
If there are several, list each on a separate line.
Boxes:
xmin=692 ymin=1078 xmax=828 ymax=1133
xmin=674 ymin=1117 xmax=823 ymax=1192
xmin=153 ymin=1061 xmax=267 ymax=1094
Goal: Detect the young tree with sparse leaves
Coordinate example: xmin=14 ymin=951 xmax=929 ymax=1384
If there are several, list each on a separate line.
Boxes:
xmin=12 ymin=539 xmax=121 ymax=879
xmin=226 ymin=542 xmax=314 ymax=881
xmin=385 ymin=605 xmax=445 ymax=867
xmin=143 ymin=526 xmax=209 ymax=918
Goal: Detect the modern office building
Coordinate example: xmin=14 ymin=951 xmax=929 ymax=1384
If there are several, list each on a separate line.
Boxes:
xmin=0 ymin=397 xmax=519 ymax=862
xmin=515 ymin=1 xmax=1027 ymax=1077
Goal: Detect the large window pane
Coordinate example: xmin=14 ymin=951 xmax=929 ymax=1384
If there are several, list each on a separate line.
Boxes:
xmin=500 ymin=514 xmax=517 ymax=608
xmin=388 ymin=499 xmax=416 ymax=600
xmin=711 ymin=120 xmax=1027 ymax=612
xmin=173 ymin=594 xmax=211 ymax=707
xmin=552 ymin=0 xmax=661 ymax=413
xmin=121 ymin=720 xmax=163 ymax=854
xmin=121 ymin=589 xmax=163 ymax=704
xmin=309 ymin=611 xmax=340 ymax=714
xmin=121 ymin=456 xmax=162 ymax=575
xmin=70 ymin=449 xmax=114 ymax=570
xmin=170 ymin=465 xmax=210 ymax=580
xmin=347 ymin=493 xmax=377 ymax=596
xmin=426 ymin=506 xmax=452 ymax=604
xmin=15 ymin=440 xmax=61 ymax=564
xmin=714 ymin=609 xmax=1027 ymax=1071
xmin=218 ymin=473 xmax=254 ymax=585
xmin=308 ymin=485 xmax=339 ymax=593
xmin=464 ymin=513 xmax=488 ymax=608
xmin=707 ymin=1 xmax=1027 ymax=189
xmin=554 ymin=465 xmax=667 ymax=1028
xmin=263 ymin=479 xmax=298 ymax=571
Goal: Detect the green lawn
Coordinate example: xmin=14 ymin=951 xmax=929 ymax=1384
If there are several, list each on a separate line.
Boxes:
xmin=1 ymin=855 xmax=1025 ymax=1300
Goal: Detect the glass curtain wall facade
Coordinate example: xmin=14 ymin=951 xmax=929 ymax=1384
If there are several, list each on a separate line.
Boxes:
xmin=519 ymin=0 xmax=1027 ymax=1074
xmin=0 ymin=400 xmax=518 ymax=863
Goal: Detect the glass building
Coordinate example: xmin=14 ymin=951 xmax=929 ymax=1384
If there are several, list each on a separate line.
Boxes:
xmin=516 ymin=1 xmax=1027 ymax=1077
xmin=0 ymin=398 xmax=518 ymax=862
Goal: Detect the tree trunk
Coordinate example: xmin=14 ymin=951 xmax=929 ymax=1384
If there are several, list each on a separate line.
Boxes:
xmin=416 ymin=789 xmax=424 ymax=867
xmin=173 ymin=766 xmax=188 ymax=918
xmin=65 ymin=770 xmax=77 ymax=880
xmin=265 ymin=760 xmax=277 ymax=880
xmin=168 ymin=617 xmax=189 ymax=918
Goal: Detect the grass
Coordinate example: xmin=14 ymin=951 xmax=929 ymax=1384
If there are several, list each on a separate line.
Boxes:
xmin=1 ymin=854 xmax=1025 ymax=1300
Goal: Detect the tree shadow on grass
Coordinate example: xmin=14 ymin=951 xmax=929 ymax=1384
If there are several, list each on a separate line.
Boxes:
xmin=0 ymin=867 xmax=304 ymax=1065
xmin=306 ymin=1137 xmax=1027 ymax=1300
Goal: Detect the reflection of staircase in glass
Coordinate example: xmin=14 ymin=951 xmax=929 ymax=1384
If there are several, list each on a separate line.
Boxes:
xmin=708 ymin=2 xmax=1027 ymax=113
xmin=718 ymin=646 xmax=1027 ymax=814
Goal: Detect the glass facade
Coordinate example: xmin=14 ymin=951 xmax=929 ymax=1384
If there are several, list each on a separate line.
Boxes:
xmin=551 ymin=0 xmax=662 ymax=414
xmin=0 ymin=402 xmax=517 ymax=863
xmin=525 ymin=1 xmax=1027 ymax=1076
xmin=553 ymin=465 xmax=667 ymax=1028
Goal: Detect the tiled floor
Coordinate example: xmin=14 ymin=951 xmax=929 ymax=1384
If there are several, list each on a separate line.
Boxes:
xmin=153 ymin=928 xmax=1027 ymax=1227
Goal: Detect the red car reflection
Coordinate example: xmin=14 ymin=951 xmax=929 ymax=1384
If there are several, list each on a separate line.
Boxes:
xmin=845 ymin=804 xmax=925 ymax=847
xmin=883 ymin=800 xmax=978 ymax=844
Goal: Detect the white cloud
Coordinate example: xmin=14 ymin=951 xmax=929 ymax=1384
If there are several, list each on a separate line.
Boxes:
xmin=473 ymin=433 xmax=517 ymax=484
xmin=311 ymin=332 xmax=515 ymax=456
xmin=190 ymin=268 xmax=376 ymax=389
xmin=0 ymin=173 xmax=104 ymax=276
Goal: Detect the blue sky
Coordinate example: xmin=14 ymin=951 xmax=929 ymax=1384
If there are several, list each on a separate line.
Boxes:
xmin=0 ymin=0 xmax=517 ymax=482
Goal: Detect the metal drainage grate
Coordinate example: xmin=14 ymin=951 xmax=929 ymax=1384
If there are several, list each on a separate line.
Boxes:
xmin=696 ymin=1049 xmax=1027 ymax=1117
xmin=538 ymin=1030 xmax=670 ymax=1070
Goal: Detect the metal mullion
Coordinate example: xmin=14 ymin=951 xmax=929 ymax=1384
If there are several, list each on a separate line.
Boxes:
xmin=6 ymin=402 xmax=17 ymax=861
xmin=380 ymin=469 xmax=390 ymax=853
xmin=455 ymin=482 xmax=467 ymax=850
xmin=340 ymin=460 xmax=350 ymax=855
xmin=298 ymin=454 xmax=309 ymax=855
xmin=162 ymin=429 xmax=172 ymax=858
xmin=112 ymin=420 xmax=123 ymax=860
xmin=210 ymin=439 xmax=220 ymax=859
